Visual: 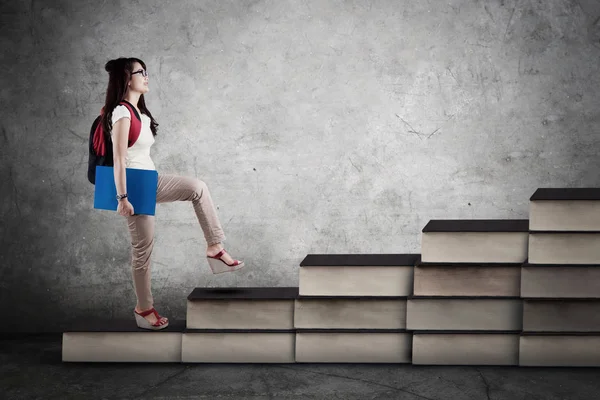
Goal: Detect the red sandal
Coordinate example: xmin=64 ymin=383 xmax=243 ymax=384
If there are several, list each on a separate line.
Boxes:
xmin=207 ymin=249 xmax=245 ymax=274
xmin=134 ymin=307 xmax=169 ymax=330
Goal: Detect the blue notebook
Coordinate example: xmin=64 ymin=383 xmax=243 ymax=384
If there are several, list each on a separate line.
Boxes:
xmin=93 ymin=166 xmax=158 ymax=216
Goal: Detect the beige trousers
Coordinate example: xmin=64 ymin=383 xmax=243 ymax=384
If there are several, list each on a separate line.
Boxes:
xmin=125 ymin=174 xmax=226 ymax=310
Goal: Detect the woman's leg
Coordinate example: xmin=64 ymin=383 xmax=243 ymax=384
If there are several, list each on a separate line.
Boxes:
xmin=126 ymin=213 xmax=167 ymax=325
xmin=155 ymin=174 xmax=241 ymax=265
xmin=156 ymin=174 xmax=225 ymax=243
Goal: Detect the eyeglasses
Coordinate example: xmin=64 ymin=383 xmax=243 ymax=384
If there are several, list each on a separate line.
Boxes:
xmin=132 ymin=69 xmax=148 ymax=77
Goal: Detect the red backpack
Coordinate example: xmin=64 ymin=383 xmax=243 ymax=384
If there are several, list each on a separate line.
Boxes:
xmin=87 ymin=100 xmax=142 ymax=184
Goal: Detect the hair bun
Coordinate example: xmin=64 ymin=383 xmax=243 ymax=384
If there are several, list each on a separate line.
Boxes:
xmin=105 ymin=59 xmax=116 ymax=73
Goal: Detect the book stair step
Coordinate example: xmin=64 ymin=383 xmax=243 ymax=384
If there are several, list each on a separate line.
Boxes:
xmin=521 ymin=262 xmax=600 ymax=298
xmin=295 ymin=329 xmax=411 ymax=363
xmin=183 ymin=287 xmax=298 ymax=363
xmin=186 ymin=287 xmax=298 ymax=329
xmin=182 ymin=328 xmax=295 ymax=363
xmin=406 ymin=296 xmax=523 ymax=331
xmin=299 ymin=254 xmax=419 ymax=296
xmin=523 ymin=299 xmax=600 ymax=332
xmin=412 ymin=331 xmax=520 ymax=366
xmin=519 ymin=332 xmax=600 ymax=367
xmin=62 ymin=319 xmax=186 ymax=363
xmin=528 ymin=232 xmax=600 ymax=264
xmin=413 ymin=262 xmax=521 ymax=296
xmin=529 ymin=188 xmax=600 ymax=231
xmin=420 ymin=220 xmax=529 ymax=263
xmin=294 ymin=295 xmax=408 ymax=329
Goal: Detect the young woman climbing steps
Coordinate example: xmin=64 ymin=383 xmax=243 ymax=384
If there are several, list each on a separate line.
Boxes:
xmin=96 ymin=57 xmax=245 ymax=330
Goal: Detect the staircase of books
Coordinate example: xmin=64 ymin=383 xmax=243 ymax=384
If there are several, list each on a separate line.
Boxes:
xmin=62 ymin=188 xmax=600 ymax=365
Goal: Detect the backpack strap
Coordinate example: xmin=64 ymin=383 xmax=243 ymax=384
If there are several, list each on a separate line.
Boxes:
xmin=119 ymin=100 xmax=142 ymax=147
xmin=91 ymin=101 xmax=143 ymax=156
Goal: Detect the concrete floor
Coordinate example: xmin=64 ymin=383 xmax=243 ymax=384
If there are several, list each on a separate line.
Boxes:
xmin=1 ymin=335 xmax=600 ymax=400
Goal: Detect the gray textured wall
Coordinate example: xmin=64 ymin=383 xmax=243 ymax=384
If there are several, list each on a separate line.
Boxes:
xmin=1 ymin=0 xmax=599 ymax=333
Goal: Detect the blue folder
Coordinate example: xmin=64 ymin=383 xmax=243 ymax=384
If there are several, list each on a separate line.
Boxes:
xmin=93 ymin=166 xmax=158 ymax=216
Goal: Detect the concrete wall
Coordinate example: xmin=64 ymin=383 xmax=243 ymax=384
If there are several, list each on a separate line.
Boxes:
xmin=1 ymin=0 xmax=599 ymax=332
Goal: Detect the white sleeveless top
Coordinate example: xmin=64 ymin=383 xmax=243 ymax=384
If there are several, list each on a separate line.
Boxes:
xmin=110 ymin=105 xmax=156 ymax=171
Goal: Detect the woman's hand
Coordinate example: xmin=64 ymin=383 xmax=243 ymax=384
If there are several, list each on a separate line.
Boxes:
xmin=117 ymin=199 xmax=135 ymax=216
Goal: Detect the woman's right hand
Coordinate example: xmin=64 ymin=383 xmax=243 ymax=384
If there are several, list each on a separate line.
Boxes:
xmin=117 ymin=199 xmax=135 ymax=216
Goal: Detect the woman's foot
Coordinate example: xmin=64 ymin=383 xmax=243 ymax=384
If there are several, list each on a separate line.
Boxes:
xmin=207 ymin=243 xmax=237 ymax=265
xmin=134 ymin=306 xmax=168 ymax=326
xmin=206 ymin=244 xmax=244 ymax=274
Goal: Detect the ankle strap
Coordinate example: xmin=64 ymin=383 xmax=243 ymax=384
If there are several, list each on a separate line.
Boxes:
xmin=214 ymin=249 xmax=226 ymax=258
xmin=136 ymin=307 xmax=156 ymax=317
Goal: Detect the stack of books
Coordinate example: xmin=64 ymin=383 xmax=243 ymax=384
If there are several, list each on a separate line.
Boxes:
xmin=520 ymin=188 xmax=600 ymax=366
xmin=409 ymin=219 xmax=529 ymax=365
xmin=295 ymin=254 xmax=419 ymax=363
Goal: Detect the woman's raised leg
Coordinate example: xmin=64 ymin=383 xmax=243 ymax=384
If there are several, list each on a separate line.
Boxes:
xmin=155 ymin=174 xmax=243 ymax=269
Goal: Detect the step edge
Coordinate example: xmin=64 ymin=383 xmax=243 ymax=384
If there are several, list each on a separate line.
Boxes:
xmin=521 ymin=331 xmax=600 ymax=336
xmin=187 ymin=287 xmax=300 ymax=301
xmin=523 ymin=297 xmax=600 ymax=301
xmin=407 ymin=295 xmax=522 ymax=300
xmin=422 ymin=219 xmax=529 ymax=233
xmin=295 ymin=328 xmax=410 ymax=333
xmin=523 ymin=262 xmax=600 ymax=267
xmin=296 ymin=295 xmax=409 ymax=300
xmin=529 ymin=230 xmax=600 ymax=234
xmin=413 ymin=330 xmax=522 ymax=334
xmin=300 ymin=254 xmax=421 ymax=267
xmin=530 ymin=188 xmax=600 ymax=201
xmin=417 ymin=262 xmax=523 ymax=267
xmin=183 ymin=328 xmax=296 ymax=333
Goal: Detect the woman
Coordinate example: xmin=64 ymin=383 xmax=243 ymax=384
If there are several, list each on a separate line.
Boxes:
xmin=101 ymin=57 xmax=244 ymax=331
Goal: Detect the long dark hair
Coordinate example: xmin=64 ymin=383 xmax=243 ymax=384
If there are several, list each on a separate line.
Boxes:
xmin=101 ymin=57 xmax=159 ymax=138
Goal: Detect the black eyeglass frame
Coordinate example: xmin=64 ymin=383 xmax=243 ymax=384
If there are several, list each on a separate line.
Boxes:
xmin=132 ymin=69 xmax=148 ymax=77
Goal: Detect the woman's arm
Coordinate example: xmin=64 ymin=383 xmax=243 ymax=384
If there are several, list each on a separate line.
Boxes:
xmin=112 ymin=117 xmax=130 ymax=196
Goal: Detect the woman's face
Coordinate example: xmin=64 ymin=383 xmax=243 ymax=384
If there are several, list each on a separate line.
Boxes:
xmin=128 ymin=61 xmax=149 ymax=95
